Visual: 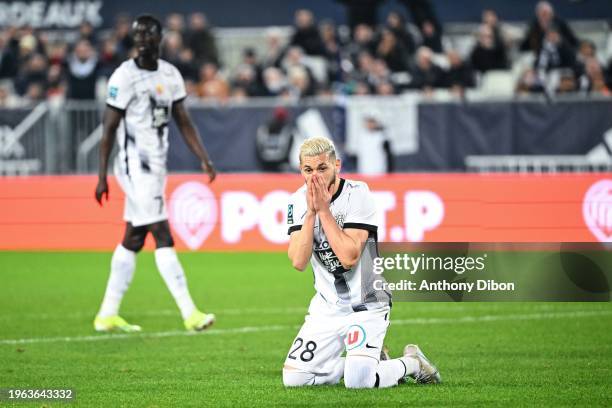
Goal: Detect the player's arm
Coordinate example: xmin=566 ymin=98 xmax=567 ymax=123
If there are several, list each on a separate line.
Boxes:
xmin=313 ymin=175 xmax=368 ymax=269
xmin=288 ymin=213 xmax=316 ymax=271
xmin=95 ymin=106 xmax=123 ymax=205
xmin=288 ymin=180 xmax=316 ymax=271
xmin=172 ymin=100 xmax=216 ymax=183
xmin=318 ymin=211 xmax=368 ymax=270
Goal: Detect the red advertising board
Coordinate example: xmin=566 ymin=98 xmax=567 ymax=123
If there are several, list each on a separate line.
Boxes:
xmin=0 ymin=173 xmax=610 ymax=251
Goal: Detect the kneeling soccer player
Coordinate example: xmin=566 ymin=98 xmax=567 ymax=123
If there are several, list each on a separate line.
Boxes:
xmin=282 ymin=137 xmax=441 ymax=388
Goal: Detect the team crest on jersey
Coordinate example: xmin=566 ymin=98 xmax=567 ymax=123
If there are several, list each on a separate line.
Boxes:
xmin=109 ymin=86 xmax=118 ymax=100
xmin=287 ymin=204 xmax=294 ymax=224
xmin=155 ymin=84 xmax=164 ymax=95
xmin=345 ymin=324 xmax=366 ymax=350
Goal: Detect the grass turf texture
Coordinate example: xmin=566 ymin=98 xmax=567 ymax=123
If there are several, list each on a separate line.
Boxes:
xmin=1 ymin=252 xmax=611 ymax=407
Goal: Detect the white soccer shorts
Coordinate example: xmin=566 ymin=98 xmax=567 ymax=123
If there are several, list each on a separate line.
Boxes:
xmin=283 ymin=295 xmax=390 ymax=374
xmin=115 ymin=164 xmax=168 ymax=227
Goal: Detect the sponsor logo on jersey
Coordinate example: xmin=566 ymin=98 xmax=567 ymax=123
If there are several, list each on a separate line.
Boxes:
xmin=345 ymin=324 xmax=366 ymax=350
xmin=314 ymin=240 xmax=348 ymax=274
xmin=583 ymin=179 xmax=612 ymax=242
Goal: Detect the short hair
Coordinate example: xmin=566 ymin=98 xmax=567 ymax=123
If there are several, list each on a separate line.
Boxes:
xmin=134 ymin=14 xmax=162 ymax=35
xmin=299 ymin=137 xmax=336 ymax=163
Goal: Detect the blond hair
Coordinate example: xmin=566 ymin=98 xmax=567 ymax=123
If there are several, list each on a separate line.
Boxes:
xmin=299 ymin=137 xmax=337 ymax=163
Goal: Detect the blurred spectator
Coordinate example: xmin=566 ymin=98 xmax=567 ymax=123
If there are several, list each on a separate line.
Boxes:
xmin=0 ymin=84 xmax=21 ymax=107
xmin=376 ymin=28 xmax=409 ymax=72
xmin=24 ymin=82 xmax=45 ymax=102
xmin=262 ymin=27 xmax=285 ymax=68
xmin=386 ymin=11 xmax=416 ymax=56
xmin=241 ymin=47 xmax=264 ymax=89
xmin=186 ymin=12 xmax=219 ymax=66
xmin=515 ymin=68 xmax=545 ymax=95
xmin=114 ymin=15 xmax=134 ymax=59
xmin=166 ymin=13 xmax=185 ymax=38
xmin=232 ymin=63 xmax=264 ymax=97
xmin=347 ymin=23 xmax=377 ymax=64
xmin=409 ymin=46 xmax=445 ymax=89
xmin=281 ymin=46 xmax=317 ymax=91
xmin=578 ymin=58 xmax=610 ymax=96
xmin=262 ymin=66 xmax=287 ymax=96
xmin=0 ymin=29 xmax=20 ymax=79
xmin=15 ymin=53 xmax=47 ymax=95
xmin=47 ymin=42 xmax=67 ymax=66
xmin=290 ymin=9 xmax=326 ymax=56
xmin=98 ymin=38 xmax=121 ymax=78
xmin=286 ymin=65 xmax=315 ymax=98
xmin=197 ymin=62 xmax=229 ymax=100
xmin=161 ymin=30 xmax=198 ymax=81
xmin=556 ymin=68 xmax=577 ymax=94
xmin=335 ymin=0 xmax=384 ymax=32
xmin=78 ymin=21 xmax=97 ymax=46
xmin=420 ymin=20 xmax=443 ymax=53
xmin=470 ymin=24 xmax=508 ymax=73
xmin=375 ymin=80 xmax=395 ymax=95
xmin=399 ymin=0 xmax=444 ymax=53
xmin=574 ymin=40 xmax=603 ymax=80
xmin=521 ymin=1 xmax=578 ymax=52
xmin=369 ymin=58 xmax=393 ymax=90
xmin=46 ymin=64 xmax=65 ymax=100
xmin=534 ymin=28 xmax=576 ymax=71
xmin=319 ymin=20 xmax=341 ymax=80
xmin=445 ymin=50 xmax=475 ymax=90
xmin=65 ymin=39 xmax=100 ymax=100
xmin=352 ymin=80 xmax=371 ymax=95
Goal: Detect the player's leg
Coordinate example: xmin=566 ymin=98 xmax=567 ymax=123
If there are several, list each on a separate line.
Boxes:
xmin=94 ymin=222 xmax=147 ymax=332
xmin=342 ymin=308 xmax=440 ymax=388
xmin=282 ymin=312 xmax=345 ymax=387
xmin=148 ymin=220 xmax=214 ymax=331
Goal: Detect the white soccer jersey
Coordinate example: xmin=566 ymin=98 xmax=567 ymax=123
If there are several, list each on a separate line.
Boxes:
xmin=106 ymin=59 xmax=187 ymax=176
xmin=287 ymin=178 xmax=391 ymax=312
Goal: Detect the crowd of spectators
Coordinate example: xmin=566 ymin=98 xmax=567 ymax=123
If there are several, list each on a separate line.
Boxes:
xmin=0 ymin=0 xmax=610 ymax=106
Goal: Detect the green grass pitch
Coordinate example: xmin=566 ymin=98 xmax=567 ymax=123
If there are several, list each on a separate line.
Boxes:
xmin=1 ymin=252 xmax=611 ymax=407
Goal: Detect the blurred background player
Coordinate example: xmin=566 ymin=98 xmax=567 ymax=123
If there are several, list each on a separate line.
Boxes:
xmin=283 ymin=137 xmax=440 ymax=388
xmin=93 ymin=15 xmax=217 ymax=332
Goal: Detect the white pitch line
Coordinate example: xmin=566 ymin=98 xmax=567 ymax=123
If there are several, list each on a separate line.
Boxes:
xmin=0 ymin=303 xmax=580 ymax=321
xmin=0 ymin=307 xmax=309 ymax=321
xmin=1 ymin=310 xmax=610 ymax=346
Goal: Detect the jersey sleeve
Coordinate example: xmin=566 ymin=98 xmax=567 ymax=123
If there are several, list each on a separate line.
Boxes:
xmin=344 ymin=184 xmax=378 ymax=234
xmin=287 ymin=190 xmax=307 ymax=235
xmin=106 ymin=67 xmax=133 ymax=110
xmin=172 ymin=66 xmax=187 ymax=102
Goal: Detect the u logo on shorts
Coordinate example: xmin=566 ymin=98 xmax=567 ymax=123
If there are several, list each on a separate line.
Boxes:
xmin=345 ymin=324 xmax=366 ymax=350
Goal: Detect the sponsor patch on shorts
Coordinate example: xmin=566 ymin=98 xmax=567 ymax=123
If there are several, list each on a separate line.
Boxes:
xmin=344 ymin=324 xmax=366 ymax=350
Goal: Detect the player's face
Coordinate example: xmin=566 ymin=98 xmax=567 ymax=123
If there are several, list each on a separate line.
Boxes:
xmin=300 ymin=153 xmax=341 ymax=189
xmin=133 ymin=21 xmax=161 ymax=58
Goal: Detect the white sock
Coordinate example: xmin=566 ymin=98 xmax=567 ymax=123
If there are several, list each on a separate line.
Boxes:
xmin=98 ymin=245 xmax=136 ymax=318
xmin=154 ymin=247 xmax=197 ymax=319
xmin=377 ymin=357 xmax=418 ymax=388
